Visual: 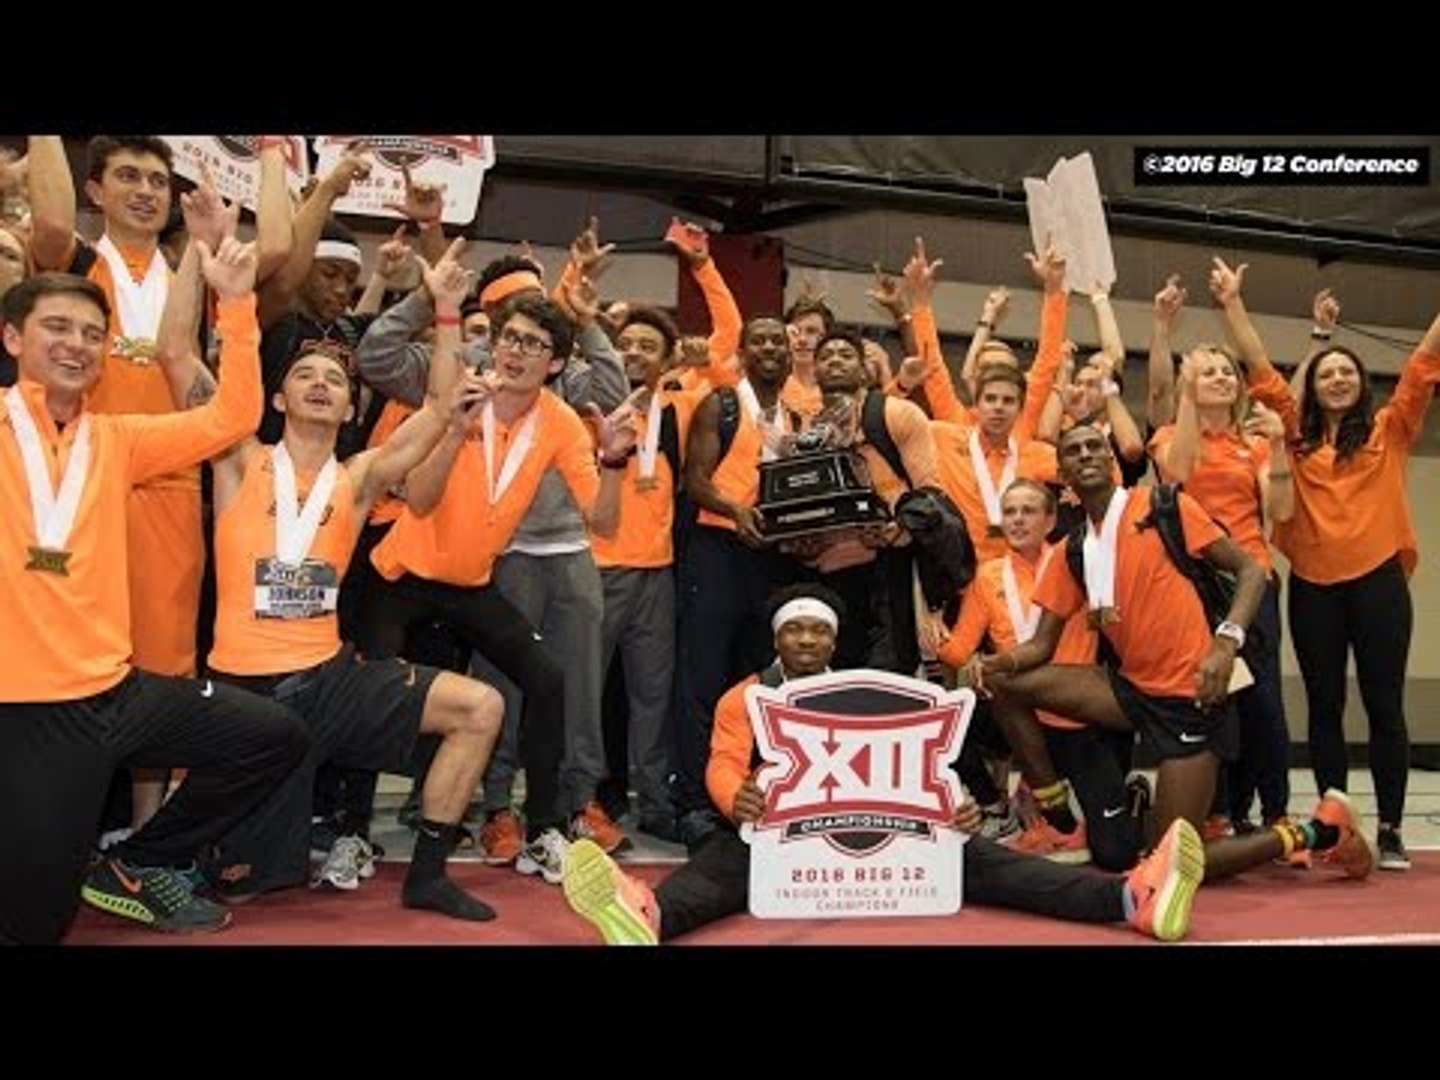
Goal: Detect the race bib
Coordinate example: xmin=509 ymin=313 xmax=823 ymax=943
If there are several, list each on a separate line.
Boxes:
xmin=253 ymin=557 xmax=340 ymax=620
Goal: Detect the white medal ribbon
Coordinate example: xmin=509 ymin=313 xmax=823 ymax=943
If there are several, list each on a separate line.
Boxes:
xmin=1003 ymin=546 xmax=1054 ymax=644
xmin=969 ymin=428 xmax=1017 ymax=529
xmin=5 ymin=386 xmax=90 ymax=552
xmin=737 ymin=377 xmax=789 ymax=462
xmin=635 ymin=390 xmax=664 ymax=480
xmin=1081 ymin=487 xmax=1130 ymax=617
xmin=94 ymin=235 xmax=168 ymax=347
xmin=272 ymin=442 xmax=338 ymax=566
xmin=481 ymin=400 xmax=540 ymax=505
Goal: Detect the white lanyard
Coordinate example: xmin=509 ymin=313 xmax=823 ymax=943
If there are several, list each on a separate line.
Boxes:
xmin=481 ymin=399 xmax=540 ymax=505
xmin=1002 ymin=546 xmax=1054 ymax=644
xmin=1081 ymin=488 xmax=1130 ymax=620
xmin=635 ymin=390 xmax=664 ymax=480
xmin=737 ymin=378 xmax=789 ymax=462
xmin=271 ymin=442 xmax=338 ymax=566
xmin=94 ymin=234 xmax=168 ymax=345
xmin=6 ymin=386 xmax=90 ymax=557
xmin=969 ymin=428 xmax=1017 ymax=529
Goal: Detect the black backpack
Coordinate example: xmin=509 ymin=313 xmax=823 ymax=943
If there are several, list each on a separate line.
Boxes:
xmin=1063 ymin=483 xmax=1267 ymax=669
xmin=860 ymin=391 xmax=978 ymax=610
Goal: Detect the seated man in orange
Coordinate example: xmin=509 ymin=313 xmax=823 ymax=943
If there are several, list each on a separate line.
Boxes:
xmin=0 ymin=251 xmax=308 ymax=943
xmin=561 ymin=583 xmax=1207 ymax=945
xmin=970 ymin=423 xmax=1377 ymax=883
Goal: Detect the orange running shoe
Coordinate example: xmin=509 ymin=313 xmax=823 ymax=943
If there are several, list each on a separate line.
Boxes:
xmin=571 ymin=800 xmax=631 ymax=854
xmin=479 ymin=809 xmax=524 ymax=866
xmin=1126 ymin=817 xmax=1205 ymax=942
xmin=1009 ymin=820 xmax=1091 ymax=864
xmin=1312 ymin=789 xmax=1377 ymax=880
xmin=563 ymin=838 xmax=659 ymax=945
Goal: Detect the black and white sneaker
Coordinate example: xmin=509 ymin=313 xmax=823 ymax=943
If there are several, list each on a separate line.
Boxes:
xmin=1377 ymin=828 xmax=1412 ymax=871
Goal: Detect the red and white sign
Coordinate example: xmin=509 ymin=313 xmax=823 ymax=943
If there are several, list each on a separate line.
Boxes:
xmin=313 ymin=136 xmax=495 ymax=226
xmin=743 ymin=669 xmax=974 ymax=919
xmin=161 ymin=137 xmax=310 ymax=212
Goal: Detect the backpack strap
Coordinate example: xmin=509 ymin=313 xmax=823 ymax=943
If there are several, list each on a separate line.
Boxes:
xmin=658 ymin=399 xmax=682 ymax=492
xmin=758 ymin=661 xmax=786 ymax=688
xmin=715 ymin=384 xmax=741 ymax=463
xmin=861 ymin=389 xmax=911 ymax=489
xmin=1065 ymin=522 xmax=1088 ymax=597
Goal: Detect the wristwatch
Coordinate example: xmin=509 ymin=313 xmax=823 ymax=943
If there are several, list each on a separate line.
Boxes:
xmin=1215 ymin=621 xmax=1246 ymax=650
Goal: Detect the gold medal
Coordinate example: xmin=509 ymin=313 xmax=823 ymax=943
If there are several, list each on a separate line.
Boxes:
xmin=26 ymin=545 xmax=72 ymax=575
xmin=634 ymin=475 xmax=660 ymax=493
xmin=1086 ymin=606 xmax=1119 ymax=628
xmin=113 ymin=335 xmax=158 ymax=363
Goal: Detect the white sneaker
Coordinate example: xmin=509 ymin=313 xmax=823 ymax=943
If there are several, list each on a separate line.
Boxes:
xmin=312 ymin=836 xmax=376 ymax=891
xmin=515 ymin=827 xmax=570 ymax=885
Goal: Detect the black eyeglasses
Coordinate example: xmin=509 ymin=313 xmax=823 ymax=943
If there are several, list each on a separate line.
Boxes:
xmin=494 ymin=327 xmax=554 ymax=359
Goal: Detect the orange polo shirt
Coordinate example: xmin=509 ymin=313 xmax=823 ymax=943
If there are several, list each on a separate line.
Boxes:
xmin=931 ymin=419 xmax=1058 ymax=563
xmin=364 ymin=399 xmax=414 ymax=527
xmin=208 ymin=445 xmax=358 ymax=676
xmin=0 ymin=295 xmax=261 ymax=701
xmin=590 ymin=389 xmax=700 ymax=569
xmin=1031 ymin=487 xmax=1223 ymax=700
xmin=1150 ymin=424 xmax=1273 ymax=573
xmin=372 ymin=390 xmax=600 ymax=587
xmin=706 ymin=674 xmax=761 ymax=820
xmin=1248 ymin=353 xmax=1440 ymax=583
xmin=696 ymin=403 xmax=768 ymax=532
xmin=84 ymin=240 xmax=206 ymax=674
xmin=938 ymin=546 xmax=1097 ymax=729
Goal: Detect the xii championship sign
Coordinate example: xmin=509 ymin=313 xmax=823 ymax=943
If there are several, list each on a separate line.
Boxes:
xmin=743 ymin=670 xmax=974 ymax=919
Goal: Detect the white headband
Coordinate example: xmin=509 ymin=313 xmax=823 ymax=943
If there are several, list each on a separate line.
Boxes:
xmin=771 ymin=598 xmax=839 ymax=635
xmin=314 ymin=240 xmax=363 ymax=269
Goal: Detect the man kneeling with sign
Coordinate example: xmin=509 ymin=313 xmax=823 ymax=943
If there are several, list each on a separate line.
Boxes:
xmin=561 ymin=583 xmax=1205 ymax=944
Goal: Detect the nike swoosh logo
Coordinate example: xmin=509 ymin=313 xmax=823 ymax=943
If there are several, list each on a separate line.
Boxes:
xmin=1179 ymin=732 xmax=1206 ymax=743
xmin=1102 ymin=806 xmax=1125 ymax=818
xmin=200 ymin=680 xmax=215 ymax=698
xmin=112 ymin=862 xmax=144 ymax=894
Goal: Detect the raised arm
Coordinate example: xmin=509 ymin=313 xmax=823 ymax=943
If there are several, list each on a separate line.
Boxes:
xmin=25 ymin=135 xmax=77 ymax=271
xmin=1155 ymin=353 xmax=1202 ymax=482
xmin=1014 ymin=244 xmax=1070 ymax=441
xmin=351 ymin=368 xmax=486 ymax=517
xmin=123 ymin=238 xmax=263 ymax=483
xmin=1246 ymin=402 xmax=1294 ymax=524
xmin=257 ymin=143 xmax=372 ymax=329
xmin=867 ymin=261 xmax=917 ymax=360
xmin=1034 ymin=342 xmax=1076 ymax=444
xmin=904 ymin=236 xmax=966 ymax=422
xmin=1092 ymin=351 xmax=1145 ymax=463
xmin=254 ymin=138 xmax=294 ymax=284
xmin=1211 ymin=257 xmax=1299 ymax=439
xmin=1148 ymin=274 xmax=1186 ymax=428
xmin=960 ymin=287 xmax=1011 ymax=404
xmin=1380 ymin=306 xmax=1440 ymax=447
xmin=353 ymin=224 xmax=414 ymax=316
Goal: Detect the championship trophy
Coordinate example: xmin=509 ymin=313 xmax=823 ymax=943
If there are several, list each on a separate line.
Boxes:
xmin=755 ymin=396 xmax=890 ymax=542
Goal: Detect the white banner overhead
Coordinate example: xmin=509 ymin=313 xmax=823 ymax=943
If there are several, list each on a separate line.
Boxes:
xmin=1024 ymin=151 xmax=1117 ymax=295
xmin=161 ymin=137 xmax=310 ymax=212
xmin=313 ymin=136 xmax=495 ymax=226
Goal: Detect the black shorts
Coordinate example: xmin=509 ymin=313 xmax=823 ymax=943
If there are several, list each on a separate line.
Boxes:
xmin=213 ymin=643 xmax=441 ymax=777
xmin=1108 ymin=669 xmax=1239 ymax=763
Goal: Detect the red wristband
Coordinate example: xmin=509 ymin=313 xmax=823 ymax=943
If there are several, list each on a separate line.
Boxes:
xmin=435 ymin=314 xmax=462 ymax=327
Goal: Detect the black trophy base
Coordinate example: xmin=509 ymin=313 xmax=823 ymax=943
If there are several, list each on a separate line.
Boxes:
xmin=754 ymin=448 xmax=889 ymax=542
